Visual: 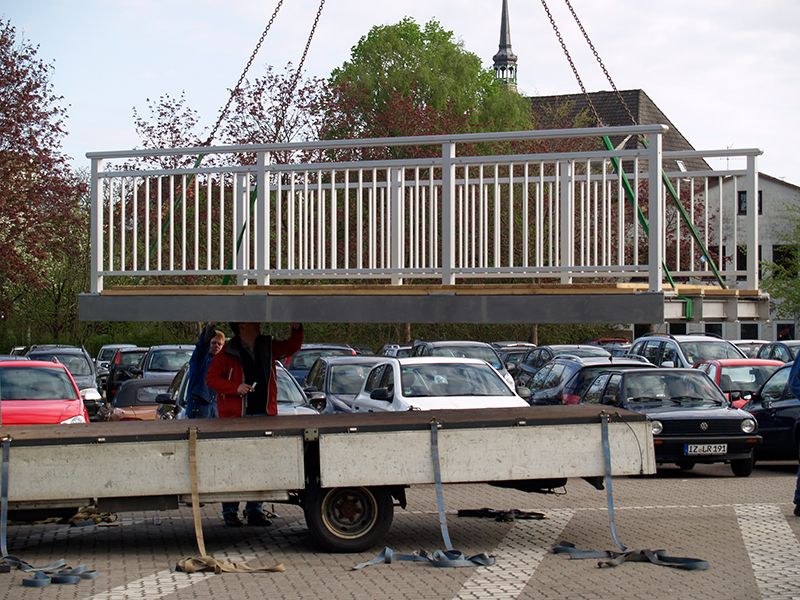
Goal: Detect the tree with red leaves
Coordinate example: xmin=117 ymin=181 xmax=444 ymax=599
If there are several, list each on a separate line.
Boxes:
xmin=0 ymin=19 xmax=86 ymax=315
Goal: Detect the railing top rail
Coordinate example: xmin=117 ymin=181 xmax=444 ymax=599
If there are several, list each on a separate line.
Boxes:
xmin=663 ymin=148 xmax=763 ymax=159
xmin=86 ymin=124 xmax=669 ymax=161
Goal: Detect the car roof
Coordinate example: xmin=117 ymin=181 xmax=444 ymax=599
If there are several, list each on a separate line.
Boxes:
xmin=553 ymin=356 xmax=651 ymax=366
xmin=394 ymin=357 xmax=492 ymax=366
xmin=119 ymin=347 xmax=149 ymax=353
xmin=699 ymin=358 xmax=785 ymax=366
xmin=28 ymin=347 xmax=88 ymax=356
xmin=315 ymin=356 xmax=385 ymax=365
xmin=100 ymin=343 xmax=136 ymax=349
xmin=298 ymin=343 xmax=353 ymax=349
xmin=421 ymin=341 xmax=494 ymax=347
xmin=146 ymin=345 xmax=193 ymax=350
xmin=730 ymin=339 xmax=770 ymax=344
xmin=779 ymin=340 xmax=800 ymax=346
xmin=1 ymin=360 xmax=71 ymax=370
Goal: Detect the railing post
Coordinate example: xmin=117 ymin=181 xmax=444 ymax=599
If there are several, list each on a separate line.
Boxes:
xmin=647 ymin=132 xmax=664 ymax=292
xmin=745 ymin=154 xmax=759 ymax=290
xmin=90 ymin=158 xmax=104 ymax=293
xmin=390 ymin=167 xmax=404 ymax=285
xmin=236 ymin=173 xmax=249 ymax=286
xmin=559 ymin=161 xmax=574 ymax=284
xmin=441 ymin=143 xmax=456 ymax=285
xmin=256 ymin=151 xmax=270 ymax=285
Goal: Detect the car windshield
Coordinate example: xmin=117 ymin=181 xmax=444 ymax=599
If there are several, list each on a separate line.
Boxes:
xmin=623 ymin=372 xmax=724 ymax=405
xmin=99 ymin=347 xmax=122 ymax=361
xmin=329 ymin=364 xmax=372 ymax=395
xmin=678 ymin=341 xmax=742 ymax=365
xmin=500 ymin=349 xmax=530 ymax=366
xmin=0 ymin=366 xmax=79 ymax=400
xmin=276 ymin=368 xmax=307 ymax=406
xmin=428 ymin=346 xmax=502 ymax=370
xmin=399 ymin=363 xmax=513 ymax=398
xmin=720 ymin=365 xmax=782 ymax=393
xmin=736 ymin=343 xmax=764 ymax=359
xmin=146 ymin=350 xmax=192 ymax=372
xmin=119 ymin=351 xmax=147 ymax=367
xmin=30 ymin=353 xmax=92 ymax=376
xmin=290 ymin=349 xmax=353 ymax=370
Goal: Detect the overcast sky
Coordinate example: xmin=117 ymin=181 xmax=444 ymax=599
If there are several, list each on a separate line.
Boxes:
xmin=4 ymin=0 xmax=799 ymax=183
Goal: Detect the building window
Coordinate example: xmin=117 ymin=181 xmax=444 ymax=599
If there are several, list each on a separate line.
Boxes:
xmin=776 ymin=323 xmax=795 ymax=341
xmin=737 ymin=190 xmax=763 ymax=215
xmin=736 ymin=245 xmax=762 ymax=281
xmin=705 ymin=323 xmax=723 ymax=337
xmin=739 ymin=323 xmax=759 ymax=340
xmin=669 ymin=322 xmax=687 ymax=335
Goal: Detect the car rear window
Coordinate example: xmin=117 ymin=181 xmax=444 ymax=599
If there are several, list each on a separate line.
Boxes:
xmin=119 ymin=351 xmax=147 ymax=367
xmin=0 ymin=366 xmax=78 ymax=400
xmin=29 ymin=353 xmax=92 ymax=376
xmin=290 ymin=349 xmax=354 ymax=370
xmin=146 ymin=350 xmax=193 ymax=372
xmin=679 ymin=341 xmax=743 ymax=364
xmin=429 ymin=345 xmax=502 ymax=369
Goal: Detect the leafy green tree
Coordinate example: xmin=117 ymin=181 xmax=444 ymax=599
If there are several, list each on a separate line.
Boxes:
xmin=321 ymin=18 xmax=532 ymax=144
xmin=761 ymin=211 xmax=800 ymax=320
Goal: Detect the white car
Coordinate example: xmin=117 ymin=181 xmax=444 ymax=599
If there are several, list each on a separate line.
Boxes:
xmin=351 ymin=357 xmax=530 ymax=413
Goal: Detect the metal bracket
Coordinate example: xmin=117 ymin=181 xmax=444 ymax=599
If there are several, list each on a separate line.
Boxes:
xmin=304 ymin=428 xmax=319 ymax=442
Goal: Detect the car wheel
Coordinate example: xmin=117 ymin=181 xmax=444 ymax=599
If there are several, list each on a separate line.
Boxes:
xmin=304 ymin=486 xmax=393 ymax=553
xmin=731 ymin=456 xmax=754 ymax=478
xmin=676 ymin=461 xmax=695 ymax=471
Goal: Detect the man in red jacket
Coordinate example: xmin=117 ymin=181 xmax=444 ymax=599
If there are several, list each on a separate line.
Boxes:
xmin=206 ymin=321 xmax=303 ymax=526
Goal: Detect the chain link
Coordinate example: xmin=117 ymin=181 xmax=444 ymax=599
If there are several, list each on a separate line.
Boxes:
xmin=539 ymin=0 xmax=604 ymax=126
xmin=203 ymin=0 xmax=286 ymax=147
xmin=562 ymin=0 xmax=637 ymax=127
xmin=271 ymin=0 xmax=326 ymax=144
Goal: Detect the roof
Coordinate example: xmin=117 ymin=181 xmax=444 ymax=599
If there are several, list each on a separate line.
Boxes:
xmin=529 ymin=89 xmax=709 ymax=171
xmin=313 ymin=356 xmax=384 ymax=366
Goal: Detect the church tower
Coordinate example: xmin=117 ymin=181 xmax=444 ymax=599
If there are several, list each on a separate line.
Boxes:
xmin=493 ymin=0 xmax=518 ymax=88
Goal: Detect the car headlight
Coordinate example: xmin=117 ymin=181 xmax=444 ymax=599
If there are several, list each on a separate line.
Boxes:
xmin=60 ymin=415 xmax=86 ymax=425
xmin=741 ymin=418 xmax=756 ymax=433
xmin=80 ymin=388 xmax=102 ymax=401
xmin=650 ymin=420 xmax=663 ymax=435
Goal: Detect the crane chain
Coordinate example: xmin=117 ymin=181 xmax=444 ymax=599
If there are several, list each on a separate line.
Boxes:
xmin=271 ymin=0 xmax=326 ymax=144
xmin=562 ymin=0 xmax=638 ymax=127
xmin=538 ymin=0 xmax=604 ymax=127
xmin=202 ymin=0 xmax=286 ymax=147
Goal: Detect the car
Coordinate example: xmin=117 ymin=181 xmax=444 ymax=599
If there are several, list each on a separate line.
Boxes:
xmin=496 ymin=344 xmax=536 ymax=372
xmin=303 ymin=355 xmax=387 ymax=413
xmin=379 ymin=344 xmax=413 ymax=358
xmin=351 ymin=357 xmax=530 ymax=412
xmin=0 ymin=360 xmax=89 ymax=425
xmin=628 ymin=333 xmax=745 ymax=368
xmin=25 ymin=346 xmax=103 ymax=420
xmin=0 ymin=355 xmax=29 ymax=361
xmin=104 ymin=378 xmax=171 ymax=421
xmin=410 ymin=340 xmax=516 ymax=388
xmin=742 ymin=362 xmax=800 ymax=461
xmin=694 ymin=358 xmax=784 ymax=408
xmin=581 ymin=367 xmax=760 ymax=476
xmin=8 ymin=346 xmax=27 ymax=356
xmin=730 ymin=339 xmax=770 ymax=359
xmin=283 ymin=343 xmax=357 ymax=384
xmin=585 ymin=337 xmax=630 ymax=350
xmin=606 ymin=343 xmax=632 ymax=357
xmin=105 ymin=347 xmax=149 ymax=402
xmin=526 ymin=355 xmax=653 ymax=405
xmin=491 ymin=341 xmax=534 ymax=349
xmin=756 ymin=340 xmax=800 ymax=363
xmin=134 ymin=344 xmax=194 ymax=382
xmin=352 ymin=345 xmax=376 ymax=356
xmin=513 ymin=344 xmax=611 ymax=387
xmin=95 ymin=343 xmax=136 ymax=370
xmin=157 ymin=361 xmax=320 ymax=419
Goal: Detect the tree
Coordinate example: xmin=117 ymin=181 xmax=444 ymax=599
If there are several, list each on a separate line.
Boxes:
xmin=0 ymin=19 xmax=86 ymax=313
xmin=761 ymin=210 xmax=800 ymax=320
xmin=321 ymin=18 xmax=532 ymax=148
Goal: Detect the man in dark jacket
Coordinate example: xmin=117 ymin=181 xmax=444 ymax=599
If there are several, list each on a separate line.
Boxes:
xmin=185 ymin=323 xmax=225 ymax=419
xmin=207 ymin=321 xmax=303 ymax=526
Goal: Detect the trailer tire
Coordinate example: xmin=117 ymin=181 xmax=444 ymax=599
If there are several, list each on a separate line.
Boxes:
xmin=304 ymin=486 xmax=393 ymax=553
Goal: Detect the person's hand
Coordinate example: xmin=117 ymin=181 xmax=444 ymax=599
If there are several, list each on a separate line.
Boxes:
xmin=290 ymin=322 xmax=302 ymax=330
xmin=236 ymin=383 xmax=253 ymax=395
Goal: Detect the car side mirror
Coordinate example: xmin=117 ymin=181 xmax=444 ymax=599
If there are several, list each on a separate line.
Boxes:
xmin=307 ymin=391 xmax=326 ymax=412
xmin=661 ymin=361 xmax=675 ymax=368
xmin=155 ymin=394 xmax=175 ymax=405
xmin=515 ymin=386 xmax=531 ymax=400
xmin=370 ymin=387 xmax=393 ymax=401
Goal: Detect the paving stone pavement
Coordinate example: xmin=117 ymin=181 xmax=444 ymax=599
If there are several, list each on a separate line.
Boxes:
xmin=1 ymin=462 xmax=799 ymax=600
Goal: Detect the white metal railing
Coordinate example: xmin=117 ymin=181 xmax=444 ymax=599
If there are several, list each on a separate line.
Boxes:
xmin=87 ymin=125 xmax=761 ymax=294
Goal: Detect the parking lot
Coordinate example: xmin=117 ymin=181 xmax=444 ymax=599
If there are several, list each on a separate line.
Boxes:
xmin=3 ymin=462 xmax=798 ymax=600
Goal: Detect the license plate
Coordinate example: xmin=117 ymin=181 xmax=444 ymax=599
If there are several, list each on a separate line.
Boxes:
xmin=684 ymin=443 xmax=727 ymax=455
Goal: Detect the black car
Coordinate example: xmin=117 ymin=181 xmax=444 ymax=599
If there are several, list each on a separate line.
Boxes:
xmin=514 ymin=345 xmax=610 ymax=387
xmin=527 ymin=355 xmax=652 ymax=405
xmin=496 ymin=344 xmax=536 ymax=371
xmin=303 ymin=355 xmax=386 ymax=413
xmin=743 ymin=362 xmax=800 ymax=461
xmin=26 ymin=346 xmax=103 ymax=420
xmin=105 ymin=347 xmax=149 ymax=402
xmin=756 ymin=341 xmax=800 ymax=363
xmin=582 ymin=368 xmax=760 ymax=476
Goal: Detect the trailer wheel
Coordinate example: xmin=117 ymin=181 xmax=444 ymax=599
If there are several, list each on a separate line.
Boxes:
xmin=304 ymin=486 xmax=393 ymax=553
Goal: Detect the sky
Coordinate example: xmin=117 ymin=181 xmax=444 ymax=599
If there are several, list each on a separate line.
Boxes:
xmin=4 ymin=0 xmax=799 ymax=183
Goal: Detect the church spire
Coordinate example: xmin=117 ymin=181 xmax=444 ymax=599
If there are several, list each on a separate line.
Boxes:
xmin=493 ymin=0 xmax=518 ymax=88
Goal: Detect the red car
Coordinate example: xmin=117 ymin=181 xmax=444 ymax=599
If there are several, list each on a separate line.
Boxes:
xmin=694 ymin=358 xmax=784 ymax=409
xmin=0 ymin=360 xmax=89 ymax=425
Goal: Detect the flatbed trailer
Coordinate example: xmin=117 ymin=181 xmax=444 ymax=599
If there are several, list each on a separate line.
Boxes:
xmin=1 ymin=406 xmax=655 ymax=552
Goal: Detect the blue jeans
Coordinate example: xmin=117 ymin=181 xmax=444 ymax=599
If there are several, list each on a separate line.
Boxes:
xmin=795 ymin=465 xmax=800 ymax=506
xmin=222 ymin=501 xmax=263 ymax=519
